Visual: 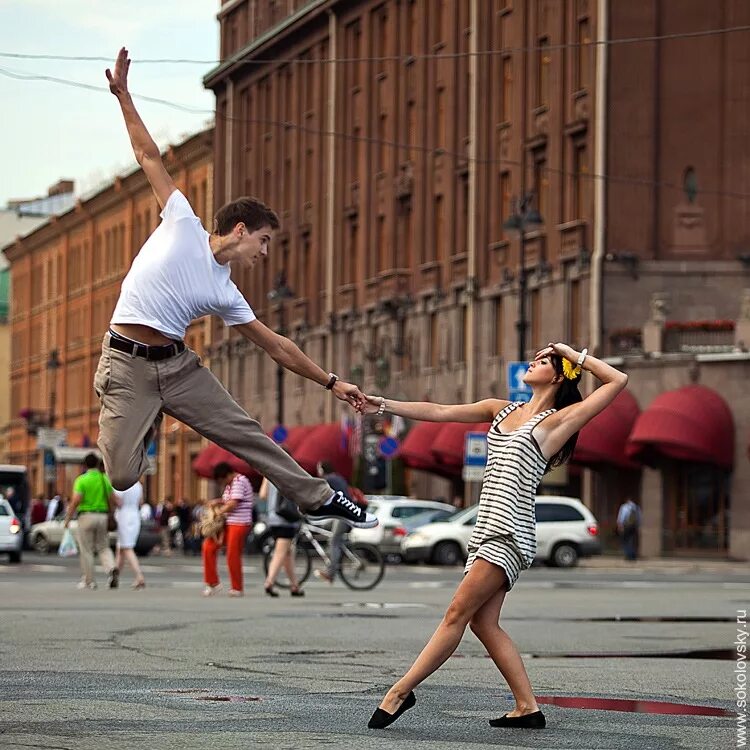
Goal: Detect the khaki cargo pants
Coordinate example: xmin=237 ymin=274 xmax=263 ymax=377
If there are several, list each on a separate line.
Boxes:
xmin=94 ymin=333 xmax=332 ymax=510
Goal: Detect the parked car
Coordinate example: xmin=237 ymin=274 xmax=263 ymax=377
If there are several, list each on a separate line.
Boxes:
xmin=0 ymin=497 xmax=23 ymax=563
xmin=28 ymin=518 xmax=160 ymax=557
xmin=401 ymin=496 xmax=601 ymax=568
xmin=348 ymin=496 xmax=456 ymax=558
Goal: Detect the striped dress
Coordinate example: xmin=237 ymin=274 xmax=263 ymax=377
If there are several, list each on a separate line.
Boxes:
xmin=223 ymin=474 xmax=254 ymax=526
xmin=465 ymin=402 xmax=556 ymax=589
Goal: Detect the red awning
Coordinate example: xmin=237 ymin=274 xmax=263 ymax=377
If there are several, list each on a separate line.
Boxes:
xmin=573 ymin=390 xmax=641 ymax=470
xmin=399 ymin=421 xmax=457 ymax=478
xmin=191 ymin=443 xmax=262 ymax=490
xmin=431 ymin=422 xmax=473 ymax=469
xmin=430 ymin=422 xmax=491 ymax=470
xmin=282 ymin=425 xmax=317 ymax=453
xmin=292 ymin=423 xmax=353 ymax=480
xmin=626 ymin=385 xmax=734 ymax=470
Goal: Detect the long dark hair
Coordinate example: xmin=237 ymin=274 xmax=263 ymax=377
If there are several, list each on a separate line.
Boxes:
xmin=546 ymin=354 xmax=584 ymax=469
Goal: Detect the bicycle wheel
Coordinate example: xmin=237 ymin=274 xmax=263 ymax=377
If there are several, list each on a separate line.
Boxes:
xmin=339 ymin=543 xmax=385 ymax=590
xmin=263 ymin=539 xmax=312 ymax=589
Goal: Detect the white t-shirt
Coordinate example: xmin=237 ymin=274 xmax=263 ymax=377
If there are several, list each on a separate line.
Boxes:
xmin=111 ymin=190 xmax=255 ymax=340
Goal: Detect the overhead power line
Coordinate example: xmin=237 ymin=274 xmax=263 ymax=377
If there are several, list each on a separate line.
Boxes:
xmin=1 ymin=24 xmax=749 ymax=67
xmin=1 ymin=61 xmax=748 ymax=201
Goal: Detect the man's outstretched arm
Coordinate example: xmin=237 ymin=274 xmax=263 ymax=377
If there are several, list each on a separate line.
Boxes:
xmin=234 ymin=319 xmax=366 ymax=410
xmin=106 ymin=47 xmax=176 ymax=208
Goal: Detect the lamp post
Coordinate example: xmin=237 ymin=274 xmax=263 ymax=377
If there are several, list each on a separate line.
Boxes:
xmin=45 ymin=349 xmax=61 ymax=498
xmin=503 ymin=194 xmax=543 ymax=362
xmin=268 ymin=271 xmax=294 ymax=427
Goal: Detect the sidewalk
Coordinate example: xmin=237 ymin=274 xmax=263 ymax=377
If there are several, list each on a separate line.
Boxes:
xmin=580 ymin=555 xmax=749 ymax=574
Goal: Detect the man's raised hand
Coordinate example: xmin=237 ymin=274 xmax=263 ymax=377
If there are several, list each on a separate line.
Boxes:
xmin=106 ymin=47 xmax=131 ymax=98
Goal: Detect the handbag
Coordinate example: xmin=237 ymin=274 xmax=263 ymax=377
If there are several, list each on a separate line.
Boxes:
xmin=277 ymin=495 xmax=302 ymax=523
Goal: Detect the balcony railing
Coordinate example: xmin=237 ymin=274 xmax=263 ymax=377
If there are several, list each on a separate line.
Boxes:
xmin=663 ymin=321 xmax=735 ymax=354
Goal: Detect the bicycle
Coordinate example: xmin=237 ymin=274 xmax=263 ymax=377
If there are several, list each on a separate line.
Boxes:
xmin=262 ymin=522 xmax=385 ymax=590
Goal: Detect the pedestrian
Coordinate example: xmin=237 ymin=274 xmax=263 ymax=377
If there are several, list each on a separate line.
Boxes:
xmin=313 ymin=461 xmax=353 ymax=584
xmin=156 ymin=497 xmax=174 ymax=556
xmin=617 ymin=497 xmax=641 ymax=562
xmin=361 ymin=343 xmax=628 ymax=730
xmin=202 ymin=463 xmax=254 ymax=597
xmin=139 ymin=501 xmax=153 ymax=522
xmin=98 ymin=48 xmax=375 ymax=532
xmin=261 ymin=477 xmax=305 ymax=598
xmin=63 ymin=453 xmax=119 ymax=590
xmin=114 ymin=481 xmax=146 ymax=589
xmin=175 ymin=497 xmax=193 ymax=554
xmin=46 ymin=494 xmax=62 ymax=521
xmin=30 ymin=494 xmax=47 ymax=525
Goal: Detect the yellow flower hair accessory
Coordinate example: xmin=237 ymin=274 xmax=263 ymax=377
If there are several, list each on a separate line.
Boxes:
xmin=562 ymin=358 xmax=582 ymax=380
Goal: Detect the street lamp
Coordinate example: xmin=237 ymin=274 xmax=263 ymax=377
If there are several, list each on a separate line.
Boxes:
xmin=46 ymin=349 xmax=60 ymax=427
xmin=268 ymin=271 xmax=294 ymax=427
xmin=45 ymin=349 xmax=61 ymax=498
xmin=503 ymin=194 xmax=543 ymax=362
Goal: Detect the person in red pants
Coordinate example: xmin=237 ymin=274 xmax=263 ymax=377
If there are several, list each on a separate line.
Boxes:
xmin=202 ymin=462 xmax=254 ymax=597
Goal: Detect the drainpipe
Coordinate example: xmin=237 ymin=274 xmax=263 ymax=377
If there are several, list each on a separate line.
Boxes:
xmin=590 ymin=0 xmax=608 ymax=357
xmin=325 ymin=9 xmax=337 ymax=421
xmin=465 ymin=0 xmax=479 ymax=403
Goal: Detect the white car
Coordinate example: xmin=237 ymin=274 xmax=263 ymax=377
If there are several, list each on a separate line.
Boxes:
xmin=0 ymin=498 xmax=23 ymax=563
xmin=28 ymin=518 xmax=161 ymax=556
xmin=349 ymin=496 xmax=456 ymax=557
xmin=401 ymin=496 xmax=601 ymax=568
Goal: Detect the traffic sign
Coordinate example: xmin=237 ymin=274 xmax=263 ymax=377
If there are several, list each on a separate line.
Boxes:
xmin=507 ymin=361 xmax=532 ymax=402
xmin=36 ymin=428 xmax=67 ymax=450
xmin=378 ymin=436 xmax=399 ymax=458
xmin=463 ymin=431 xmax=488 ymax=482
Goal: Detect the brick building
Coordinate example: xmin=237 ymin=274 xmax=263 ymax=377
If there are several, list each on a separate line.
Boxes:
xmin=202 ymin=0 xmax=748 ymax=559
xmin=3 ymin=130 xmax=214 ymax=505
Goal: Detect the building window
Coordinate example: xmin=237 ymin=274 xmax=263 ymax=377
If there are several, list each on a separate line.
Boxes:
xmin=501 ymin=56 xmax=512 ymax=122
xmin=571 ymin=139 xmax=589 ymax=220
xmin=569 ymin=278 xmax=581 ymax=344
xmin=457 ymin=305 xmax=467 ymax=363
xmin=344 ymin=219 xmax=357 ymax=286
xmin=533 ymin=149 xmax=549 ymax=223
xmin=536 ymin=37 xmax=550 ymax=108
xmin=430 ymin=312 xmax=439 ymax=368
xmin=434 ymin=194 xmax=445 ymax=263
xmin=377 ymin=214 xmax=387 ymax=273
xmin=436 ymin=86 xmax=446 ymax=148
xmin=499 ymin=170 xmax=511 ymax=240
xmin=493 ymin=297 xmax=504 ymax=357
xmin=576 ymin=17 xmax=591 ymax=91
xmin=530 ymin=288 xmax=541 ymax=353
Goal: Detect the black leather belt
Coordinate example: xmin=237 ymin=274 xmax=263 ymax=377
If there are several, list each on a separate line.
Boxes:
xmin=108 ymin=331 xmax=185 ymax=361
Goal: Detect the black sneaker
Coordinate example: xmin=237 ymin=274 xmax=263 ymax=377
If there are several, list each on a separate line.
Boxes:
xmin=108 ymin=568 xmax=119 ymax=589
xmin=306 ymin=491 xmax=378 ymax=529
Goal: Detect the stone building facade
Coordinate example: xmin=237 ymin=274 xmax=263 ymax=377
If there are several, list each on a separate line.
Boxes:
xmin=203 ymin=0 xmax=748 ymax=559
xmin=3 ymin=130 xmax=214 ymax=504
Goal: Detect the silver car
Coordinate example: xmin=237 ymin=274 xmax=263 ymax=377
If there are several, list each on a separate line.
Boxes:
xmin=0 ymin=498 xmax=23 ymax=563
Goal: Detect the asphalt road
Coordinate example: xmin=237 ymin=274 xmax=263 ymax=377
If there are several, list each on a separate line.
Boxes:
xmin=0 ymin=552 xmax=745 ymax=749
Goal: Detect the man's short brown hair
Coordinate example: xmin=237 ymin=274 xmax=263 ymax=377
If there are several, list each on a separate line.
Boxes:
xmin=214 ymin=196 xmax=280 ymax=236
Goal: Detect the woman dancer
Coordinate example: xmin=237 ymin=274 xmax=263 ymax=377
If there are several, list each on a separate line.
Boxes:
xmin=363 ymin=343 xmax=627 ymax=730
xmin=114 ymin=481 xmax=146 ymax=589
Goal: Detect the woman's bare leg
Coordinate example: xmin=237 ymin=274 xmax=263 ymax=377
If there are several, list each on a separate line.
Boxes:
xmin=379 ymin=559 xmax=506 ymax=713
xmin=469 ymin=589 xmax=539 ymax=716
xmin=283 ymin=547 xmax=300 ymax=590
xmin=121 ymin=548 xmax=145 ymax=584
xmin=264 ymin=538 xmax=291 ymax=588
xmin=115 ymin=545 xmax=122 ymax=571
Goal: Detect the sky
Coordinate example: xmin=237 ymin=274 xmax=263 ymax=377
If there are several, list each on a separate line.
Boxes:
xmin=0 ymin=0 xmax=220 ymax=206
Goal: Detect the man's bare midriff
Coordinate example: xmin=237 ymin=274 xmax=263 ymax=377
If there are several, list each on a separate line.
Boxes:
xmin=110 ymin=323 xmax=177 ymax=346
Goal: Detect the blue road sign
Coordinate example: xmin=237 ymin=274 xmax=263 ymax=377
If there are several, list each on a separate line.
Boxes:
xmin=508 ymin=389 xmax=532 ymax=403
xmin=507 ymin=361 xmax=531 ymax=392
xmin=272 ymin=425 xmax=289 ymax=444
xmin=378 ymin=436 xmax=399 ymax=458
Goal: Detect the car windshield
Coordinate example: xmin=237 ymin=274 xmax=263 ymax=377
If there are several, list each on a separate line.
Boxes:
xmin=404 ymin=509 xmax=458 ymax=529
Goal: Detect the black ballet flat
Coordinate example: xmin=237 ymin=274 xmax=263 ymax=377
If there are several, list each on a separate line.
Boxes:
xmin=264 ymin=586 xmax=279 ymax=598
xmin=290 ymin=588 xmax=305 ymax=597
xmin=489 ymin=710 xmax=546 ymax=728
xmin=367 ymin=691 xmax=416 ymax=729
